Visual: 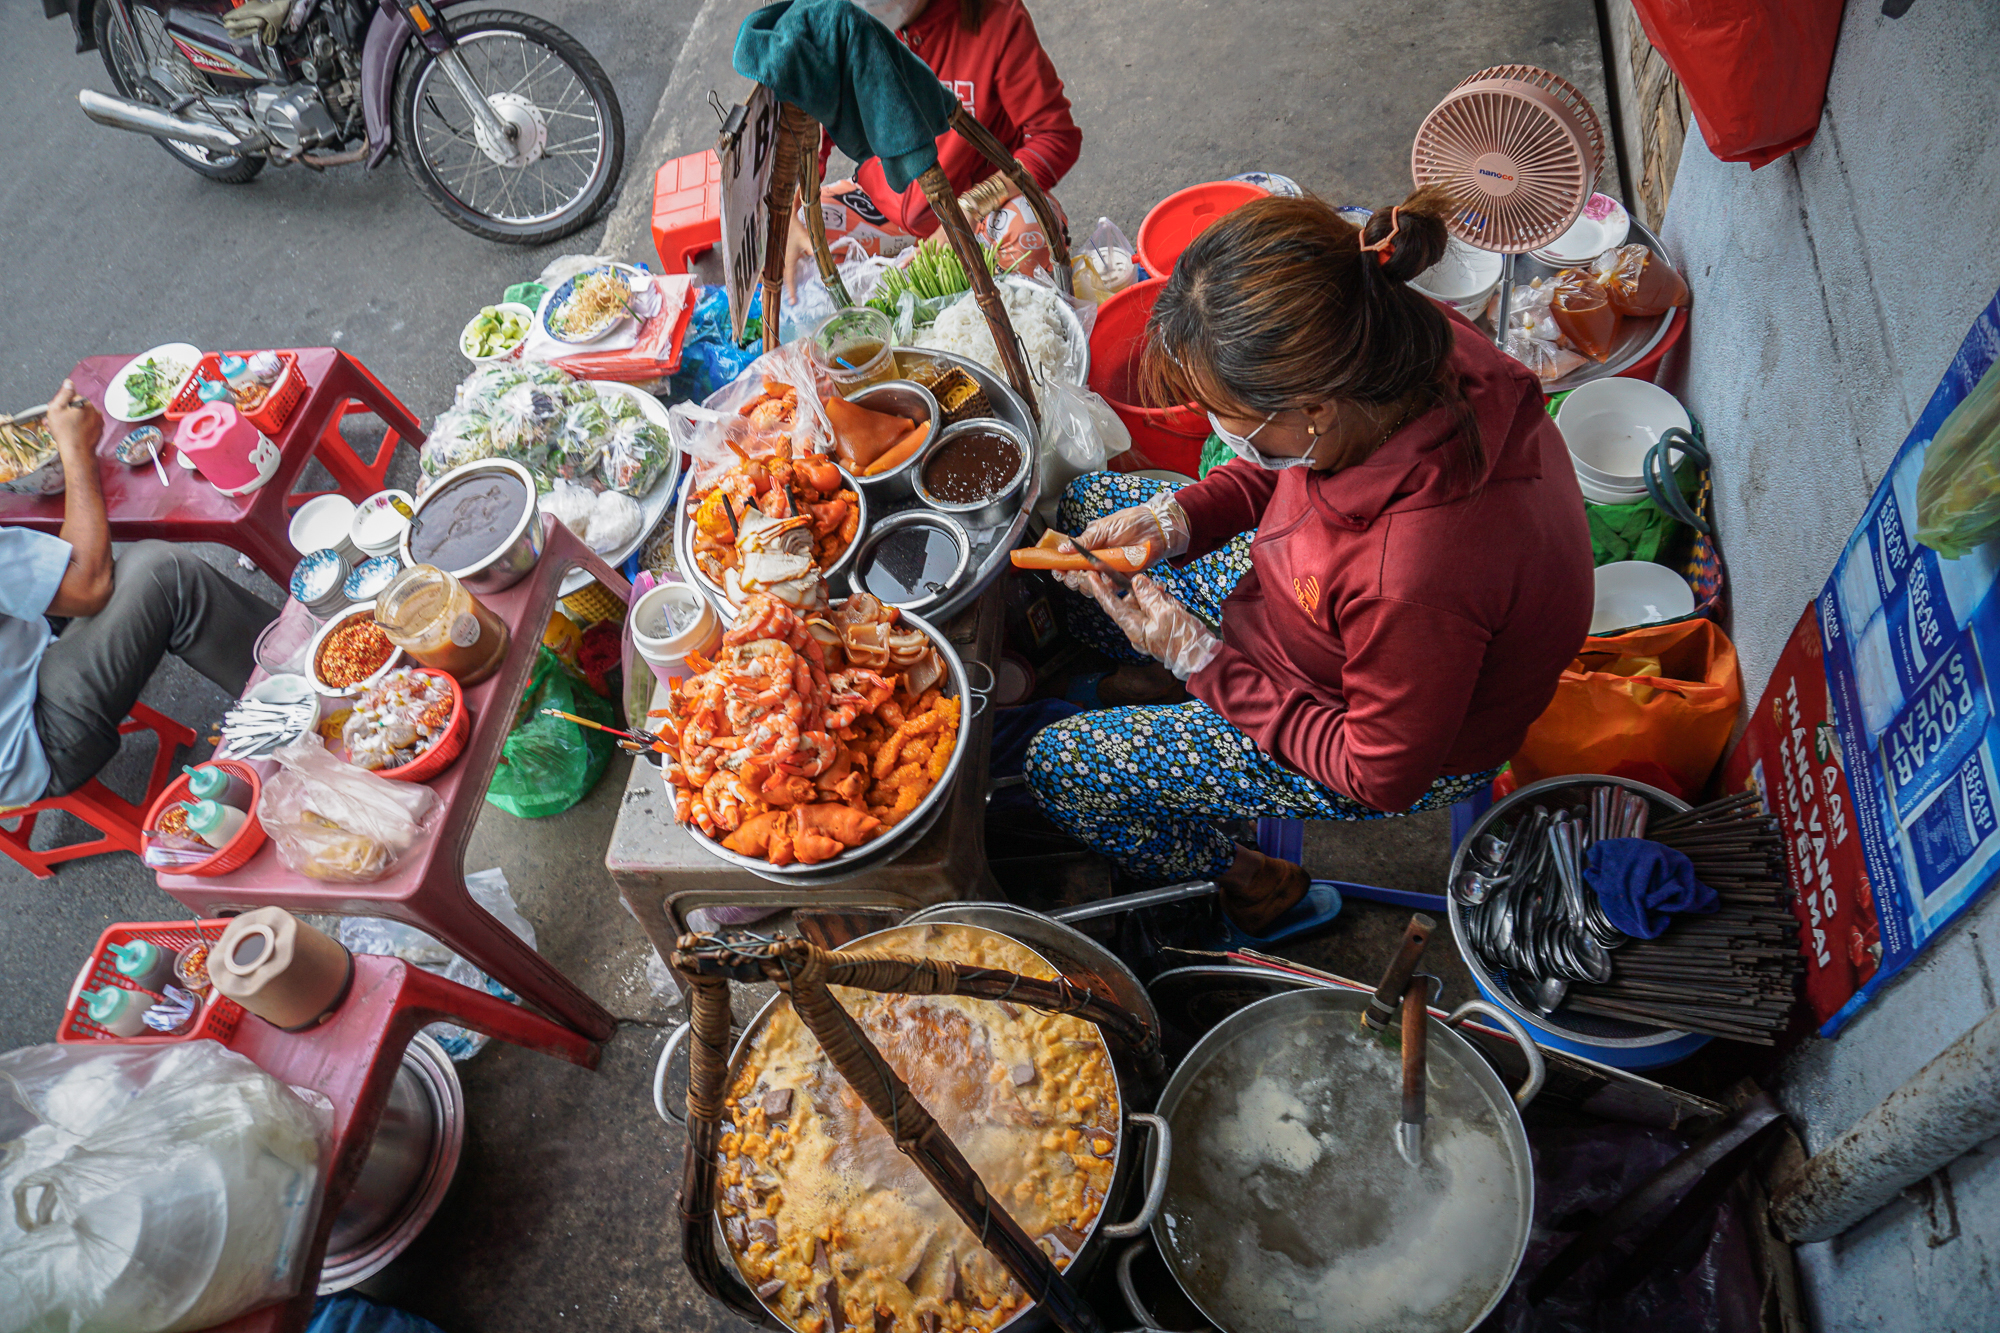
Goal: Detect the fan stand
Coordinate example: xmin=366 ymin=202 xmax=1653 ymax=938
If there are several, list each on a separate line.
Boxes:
xmin=1492 ymin=252 xmax=1517 ymax=350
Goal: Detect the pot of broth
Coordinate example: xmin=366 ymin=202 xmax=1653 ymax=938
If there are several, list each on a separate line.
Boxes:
xmin=1128 ymin=987 xmax=1545 ymax=1333
xmin=400 ymin=458 xmax=544 ymax=594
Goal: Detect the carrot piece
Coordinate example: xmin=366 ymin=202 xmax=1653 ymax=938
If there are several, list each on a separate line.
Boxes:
xmin=1008 ymin=542 xmax=1152 ymax=573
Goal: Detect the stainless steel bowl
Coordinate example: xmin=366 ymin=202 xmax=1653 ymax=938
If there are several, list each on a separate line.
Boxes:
xmin=844 ymin=379 xmax=941 ymax=502
xmin=847 ymin=509 xmax=971 ymax=617
xmin=399 ymin=457 xmax=544 ymax=594
xmin=318 ymin=1032 xmax=464 ymax=1293
xmin=675 ymin=460 xmax=870 ymax=625
xmin=913 ymin=417 xmax=1034 ymax=527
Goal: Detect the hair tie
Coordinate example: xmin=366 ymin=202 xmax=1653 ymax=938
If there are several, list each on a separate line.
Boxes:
xmin=1358 ymin=205 xmax=1402 ymax=267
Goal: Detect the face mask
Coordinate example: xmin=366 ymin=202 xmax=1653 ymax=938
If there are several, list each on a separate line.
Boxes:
xmin=854 ymin=0 xmax=926 ymax=29
xmin=1210 ymin=412 xmax=1314 ymax=471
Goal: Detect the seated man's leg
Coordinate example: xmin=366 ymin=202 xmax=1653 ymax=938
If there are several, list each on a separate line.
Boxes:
xmin=35 ymin=542 xmax=275 ymax=797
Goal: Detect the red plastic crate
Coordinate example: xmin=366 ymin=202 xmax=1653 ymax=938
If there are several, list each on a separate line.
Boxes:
xmin=60 ymin=920 xmax=245 ymax=1045
xmin=651 ymin=149 xmax=723 ymax=274
xmin=164 ymin=350 xmax=306 ymax=434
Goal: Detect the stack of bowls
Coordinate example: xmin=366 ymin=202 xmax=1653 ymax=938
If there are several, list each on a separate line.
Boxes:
xmin=1410 ymin=236 xmax=1505 ymax=321
xmin=1554 ymin=379 xmax=1690 ymax=505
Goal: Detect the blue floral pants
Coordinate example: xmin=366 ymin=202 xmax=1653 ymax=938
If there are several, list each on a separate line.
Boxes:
xmin=1024 ymin=473 xmax=1499 ymax=884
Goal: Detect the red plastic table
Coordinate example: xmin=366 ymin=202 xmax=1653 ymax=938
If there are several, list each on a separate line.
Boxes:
xmin=159 ymin=518 xmax=626 ymax=1042
xmin=0 ymin=349 xmax=425 ymax=582
xmin=193 ymin=952 xmax=600 ymax=1333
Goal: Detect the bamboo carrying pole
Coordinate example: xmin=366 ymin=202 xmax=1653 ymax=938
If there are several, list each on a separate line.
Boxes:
xmin=916 ymin=163 xmax=1039 ymax=412
xmin=671 ymin=933 xmax=1163 ymax=1333
xmin=945 ymin=103 xmax=1073 ymax=296
xmin=759 ymin=103 xmax=813 ymax=353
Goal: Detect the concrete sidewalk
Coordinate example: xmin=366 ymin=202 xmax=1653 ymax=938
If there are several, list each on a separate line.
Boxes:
xmin=0 ymin=2 xmax=1612 ymax=1329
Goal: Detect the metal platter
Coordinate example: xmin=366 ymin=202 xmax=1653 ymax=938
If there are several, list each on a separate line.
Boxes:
xmin=673 ymin=348 xmax=1039 ymax=629
xmin=1487 ymin=216 xmax=1683 ymax=394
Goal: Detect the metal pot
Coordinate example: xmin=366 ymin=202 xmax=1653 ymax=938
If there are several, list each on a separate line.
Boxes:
xmin=1125 ymin=987 xmax=1545 ymax=1333
xmin=318 ymin=1032 xmax=464 ymax=1292
xmin=913 ymin=418 xmax=1034 ymax=528
xmin=675 ymin=461 xmax=871 ymax=625
xmin=399 ymin=458 xmax=545 ymax=594
xmin=845 ymin=379 xmax=942 ymax=502
xmin=656 ymin=918 xmax=1171 ymax=1333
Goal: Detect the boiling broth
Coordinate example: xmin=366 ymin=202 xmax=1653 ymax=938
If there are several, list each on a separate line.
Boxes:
xmin=924 ymin=428 xmax=1021 ymax=504
xmin=859 ymin=523 xmax=960 ymax=605
xmin=410 ymin=470 xmax=528 ymax=572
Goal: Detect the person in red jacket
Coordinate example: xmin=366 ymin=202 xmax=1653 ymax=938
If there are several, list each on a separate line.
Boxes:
xmin=1024 ymin=189 xmax=1594 ymax=934
xmin=783 ymin=0 xmax=1080 ymax=294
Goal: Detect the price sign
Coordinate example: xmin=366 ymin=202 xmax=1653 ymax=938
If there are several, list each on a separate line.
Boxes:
xmin=717 ymin=83 xmax=780 ymax=346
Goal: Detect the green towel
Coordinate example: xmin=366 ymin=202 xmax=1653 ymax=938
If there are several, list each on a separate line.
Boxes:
xmin=734 ymin=0 xmax=955 ymax=193
xmin=1199 ymin=432 xmax=1232 ymax=478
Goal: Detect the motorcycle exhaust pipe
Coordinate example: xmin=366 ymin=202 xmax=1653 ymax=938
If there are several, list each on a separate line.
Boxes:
xmin=78 ymin=88 xmax=247 ymax=154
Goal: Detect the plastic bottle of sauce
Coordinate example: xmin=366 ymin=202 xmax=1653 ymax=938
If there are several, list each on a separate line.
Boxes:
xmin=373 ymin=563 xmax=510 ymax=687
xmin=182 ymin=799 xmax=248 ymax=851
xmin=183 ymin=763 xmax=252 ymax=811
xmin=1550 ymin=271 xmax=1619 ymax=361
xmin=108 ymin=939 xmax=179 ymax=993
xmin=79 ymin=986 xmax=152 ymax=1037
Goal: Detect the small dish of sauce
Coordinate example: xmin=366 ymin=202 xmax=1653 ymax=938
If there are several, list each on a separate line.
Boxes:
xmin=922 ymin=427 xmax=1022 ymax=505
xmin=855 ymin=513 xmax=968 ymax=610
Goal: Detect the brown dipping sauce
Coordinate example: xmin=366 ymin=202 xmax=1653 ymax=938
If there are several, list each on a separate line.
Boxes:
xmin=410 ymin=470 xmax=529 ymax=571
xmin=923 ymin=428 xmax=1021 ymax=505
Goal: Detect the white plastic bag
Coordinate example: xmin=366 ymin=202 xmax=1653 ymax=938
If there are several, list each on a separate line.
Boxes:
xmin=1035 ymin=378 xmax=1132 ymax=524
xmin=0 ymin=1040 xmax=329 ymax=1333
xmin=336 ymin=868 xmax=536 ymax=1061
xmin=586 ymin=488 xmax=644 ymax=554
xmin=543 ymin=478 xmax=597 ymax=543
xmin=1071 ymin=216 xmax=1137 ymax=305
xmin=667 ymin=343 xmax=836 ymax=492
xmin=258 ymin=737 xmax=439 ymax=882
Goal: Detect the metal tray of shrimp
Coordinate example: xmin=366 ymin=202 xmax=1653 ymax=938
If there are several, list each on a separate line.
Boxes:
xmin=672 ymin=607 xmax=986 ymax=886
xmin=673 ymin=349 xmax=1038 ymax=627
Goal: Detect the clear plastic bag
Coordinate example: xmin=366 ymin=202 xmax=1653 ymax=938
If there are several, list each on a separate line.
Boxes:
xmin=598 ymin=416 xmax=674 ymax=496
xmin=1591 ymin=243 xmax=1691 ymax=317
xmin=550 ymin=396 xmax=610 ymax=487
xmin=668 ymin=343 xmax=836 ymax=492
xmin=257 ymin=736 xmax=439 ymax=882
xmin=586 ymin=487 xmax=644 ymax=553
xmin=417 ymin=407 xmax=497 ymax=483
xmin=1035 ymin=378 xmax=1132 ymax=524
xmin=543 ymin=478 xmax=597 ymax=544
xmin=1071 ymin=216 xmax=1137 ymax=305
xmin=335 ymin=868 xmax=535 ymax=1061
xmin=486 ymin=380 xmax=564 ymax=474
xmin=0 ymin=1040 xmax=329 ymax=1333
xmin=1500 ymin=280 xmax=1587 ymax=384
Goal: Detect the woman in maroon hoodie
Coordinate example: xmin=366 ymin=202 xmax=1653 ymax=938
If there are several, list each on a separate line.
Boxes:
xmin=783 ymin=0 xmax=1080 ymax=292
xmin=1024 ymin=189 xmax=1594 ymax=933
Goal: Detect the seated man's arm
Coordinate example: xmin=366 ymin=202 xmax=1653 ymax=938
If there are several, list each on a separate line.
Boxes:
xmin=45 ymin=382 xmax=112 ymax=617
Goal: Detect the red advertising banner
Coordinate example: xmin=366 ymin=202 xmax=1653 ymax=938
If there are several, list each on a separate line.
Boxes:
xmin=1722 ymin=607 xmax=1881 ymax=1030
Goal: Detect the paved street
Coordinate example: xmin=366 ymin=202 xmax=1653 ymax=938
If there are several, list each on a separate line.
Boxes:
xmin=0 ymin=2 xmax=1610 ymax=1329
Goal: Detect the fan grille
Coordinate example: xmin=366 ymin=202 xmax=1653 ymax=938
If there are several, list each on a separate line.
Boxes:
xmin=1411 ymin=65 xmax=1606 ymax=253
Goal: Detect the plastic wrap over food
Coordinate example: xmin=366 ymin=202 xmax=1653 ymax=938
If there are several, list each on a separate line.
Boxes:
xmin=341 ymin=667 xmax=456 ymax=772
xmin=670 ymin=343 xmax=837 ymax=492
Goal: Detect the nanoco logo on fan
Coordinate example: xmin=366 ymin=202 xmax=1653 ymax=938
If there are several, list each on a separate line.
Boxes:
xmin=1477 ymin=167 xmax=1517 ymax=183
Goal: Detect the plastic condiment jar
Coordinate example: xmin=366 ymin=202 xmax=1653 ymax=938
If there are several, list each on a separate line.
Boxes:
xmin=197 ymin=377 xmax=233 ymax=404
xmin=182 ymin=798 xmax=248 ymax=851
xmin=79 ymin=986 xmax=151 ymax=1037
xmin=373 ymin=563 xmax=510 ymax=687
xmin=108 ymin=939 xmax=179 ymax=993
xmin=183 ymin=763 xmax=252 ymax=811
xmin=631 ymin=582 xmax=722 ymax=685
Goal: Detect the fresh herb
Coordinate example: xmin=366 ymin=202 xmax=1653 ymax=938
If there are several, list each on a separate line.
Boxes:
xmin=122 ymin=356 xmax=186 ymax=417
xmin=865 ymin=238 xmax=1001 ymax=316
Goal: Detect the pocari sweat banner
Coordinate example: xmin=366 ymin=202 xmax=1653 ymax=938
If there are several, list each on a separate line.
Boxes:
xmin=1815 ymin=286 xmax=2000 ymax=1032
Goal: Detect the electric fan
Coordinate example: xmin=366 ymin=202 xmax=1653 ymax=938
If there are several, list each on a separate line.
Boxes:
xmin=1410 ymin=65 xmax=1606 ymax=342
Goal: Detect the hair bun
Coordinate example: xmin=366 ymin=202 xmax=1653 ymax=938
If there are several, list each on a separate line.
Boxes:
xmin=1362 ymin=185 xmax=1458 ymax=284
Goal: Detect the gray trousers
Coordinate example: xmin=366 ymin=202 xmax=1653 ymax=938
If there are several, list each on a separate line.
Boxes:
xmin=36 ymin=541 xmax=276 ymax=797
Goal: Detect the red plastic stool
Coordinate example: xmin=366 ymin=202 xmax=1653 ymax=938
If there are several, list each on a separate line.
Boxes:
xmin=288 ymin=352 xmax=428 ymax=502
xmin=0 ymin=702 xmax=195 ymax=879
xmin=651 ymin=149 xmax=723 ymax=274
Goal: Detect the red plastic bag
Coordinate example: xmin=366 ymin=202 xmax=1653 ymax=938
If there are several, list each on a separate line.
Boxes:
xmin=1630 ymin=0 xmax=1845 ymax=169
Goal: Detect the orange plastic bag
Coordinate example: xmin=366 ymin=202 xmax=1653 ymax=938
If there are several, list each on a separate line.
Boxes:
xmin=1509 ymin=619 xmax=1741 ymax=801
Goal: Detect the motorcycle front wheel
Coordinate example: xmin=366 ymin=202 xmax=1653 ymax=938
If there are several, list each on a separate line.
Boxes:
xmin=393 ymin=11 xmax=625 ymax=245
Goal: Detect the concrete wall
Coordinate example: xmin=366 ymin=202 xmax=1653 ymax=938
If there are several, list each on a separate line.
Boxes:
xmin=1655 ymin=4 xmax=2000 ymax=1330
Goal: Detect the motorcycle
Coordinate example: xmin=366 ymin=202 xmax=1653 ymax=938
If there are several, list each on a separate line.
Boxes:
xmin=47 ymin=0 xmax=625 ymax=245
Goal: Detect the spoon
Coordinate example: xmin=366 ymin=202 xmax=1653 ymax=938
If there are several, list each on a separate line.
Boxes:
xmin=1532 ymin=974 xmax=1568 ymax=1016
xmin=1453 ymin=867 xmax=1509 ymax=906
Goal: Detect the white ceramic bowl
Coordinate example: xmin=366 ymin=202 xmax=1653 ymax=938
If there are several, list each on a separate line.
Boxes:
xmin=1575 ymin=469 xmax=1647 ymax=506
xmin=1556 ymin=378 xmax=1691 ymax=487
xmin=1592 ymin=561 xmax=1695 ymax=634
xmin=1412 ymin=236 xmax=1504 ymax=319
xmin=290 ymin=494 xmax=360 ymax=558
xmin=459 ymin=302 xmax=535 ymax=364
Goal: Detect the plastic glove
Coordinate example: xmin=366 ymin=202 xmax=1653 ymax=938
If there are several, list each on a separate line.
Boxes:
xmin=1055 ymin=491 xmax=1193 ymax=591
xmin=221 ymin=0 xmax=291 ymax=41
xmin=1083 ymin=572 xmax=1222 ymax=680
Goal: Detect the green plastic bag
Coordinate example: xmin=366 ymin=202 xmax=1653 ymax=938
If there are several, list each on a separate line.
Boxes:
xmin=1916 ymin=359 xmax=2000 ymax=559
xmin=485 ymin=646 xmax=616 ymax=819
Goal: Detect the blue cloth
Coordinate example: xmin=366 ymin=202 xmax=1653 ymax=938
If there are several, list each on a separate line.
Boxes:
xmin=308 ymin=1294 xmax=448 ymax=1333
xmin=733 ymin=0 xmax=956 ymax=192
xmin=1584 ymin=837 xmax=1718 ymax=939
xmin=0 ymin=528 xmax=69 ymax=807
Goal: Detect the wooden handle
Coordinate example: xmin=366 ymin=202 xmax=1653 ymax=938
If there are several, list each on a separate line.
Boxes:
xmin=915 ymin=164 xmax=1039 ymax=418
xmin=758 ymin=102 xmax=813 ymax=353
xmin=1401 ymin=976 xmax=1428 ymax=1128
xmin=947 ymin=104 xmax=1073 ymax=297
xmin=1364 ymin=913 xmax=1434 ymax=1030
